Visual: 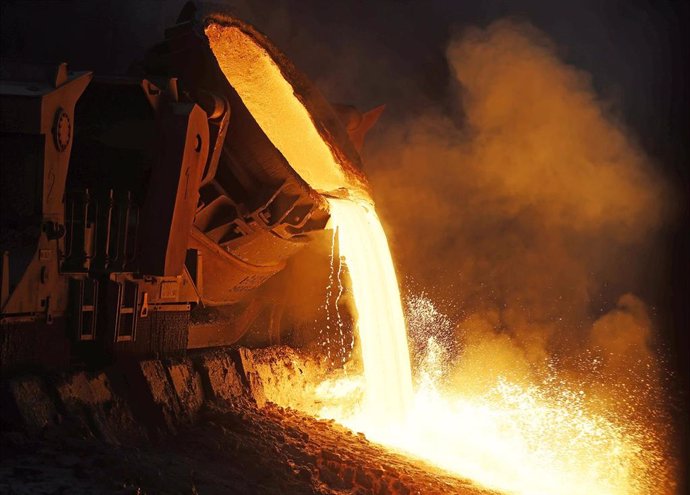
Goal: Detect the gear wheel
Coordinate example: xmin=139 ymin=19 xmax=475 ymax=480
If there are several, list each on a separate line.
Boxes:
xmin=53 ymin=108 xmax=71 ymax=152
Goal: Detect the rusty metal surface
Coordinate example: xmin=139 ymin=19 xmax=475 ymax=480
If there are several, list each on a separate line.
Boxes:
xmin=137 ymin=101 xmax=209 ymax=276
xmin=1 ymin=62 xmax=92 ymax=327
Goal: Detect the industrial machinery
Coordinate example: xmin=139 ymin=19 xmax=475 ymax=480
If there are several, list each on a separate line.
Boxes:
xmin=0 ymin=6 xmax=381 ymax=374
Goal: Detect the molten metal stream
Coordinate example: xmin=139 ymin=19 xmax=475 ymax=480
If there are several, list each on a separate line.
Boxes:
xmin=322 ymin=198 xmax=665 ymax=495
xmin=327 ymin=198 xmax=414 ymax=424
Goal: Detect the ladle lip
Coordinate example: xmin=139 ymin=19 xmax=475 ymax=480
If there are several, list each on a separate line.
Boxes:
xmin=202 ymin=14 xmax=373 ymax=197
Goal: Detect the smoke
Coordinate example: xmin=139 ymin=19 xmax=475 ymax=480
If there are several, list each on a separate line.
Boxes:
xmin=365 ymin=20 xmax=669 ymax=407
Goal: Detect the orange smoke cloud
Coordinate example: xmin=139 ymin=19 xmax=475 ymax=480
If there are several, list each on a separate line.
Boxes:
xmin=367 ymin=18 xmax=667 ymax=358
xmin=365 ymin=19 xmax=670 ymax=422
xmin=446 ymin=21 xmax=664 ymax=235
xmin=363 ymin=20 xmax=674 ymax=488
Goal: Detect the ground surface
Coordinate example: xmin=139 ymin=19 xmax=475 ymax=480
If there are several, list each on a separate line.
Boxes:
xmin=0 ymin=401 xmax=494 ymax=495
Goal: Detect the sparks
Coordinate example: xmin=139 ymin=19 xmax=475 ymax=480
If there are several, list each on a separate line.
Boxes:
xmin=314 ymin=201 xmax=670 ymax=495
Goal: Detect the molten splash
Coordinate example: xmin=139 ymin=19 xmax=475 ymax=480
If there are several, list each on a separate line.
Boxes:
xmin=317 ymin=200 xmax=671 ymax=495
xmin=327 ymin=198 xmax=413 ymax=424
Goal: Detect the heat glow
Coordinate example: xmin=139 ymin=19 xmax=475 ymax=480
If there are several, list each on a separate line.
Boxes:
xmin=205 ymin=18 xmax=673 ymax=495
xmin=321 ymin=198 xmax=667 ymax=495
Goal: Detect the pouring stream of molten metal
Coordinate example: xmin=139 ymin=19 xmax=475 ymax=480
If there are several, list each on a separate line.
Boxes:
xmin=327 ymin=198 xmax=414 ymax=424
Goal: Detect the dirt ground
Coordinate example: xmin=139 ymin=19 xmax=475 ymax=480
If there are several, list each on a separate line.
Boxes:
xmin=0 ymin=400 xmax=494 ymax=495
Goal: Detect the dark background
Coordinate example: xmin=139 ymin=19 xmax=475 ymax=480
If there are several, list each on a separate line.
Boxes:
xmin=2 ymin=0 xmax=688 ymax=491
